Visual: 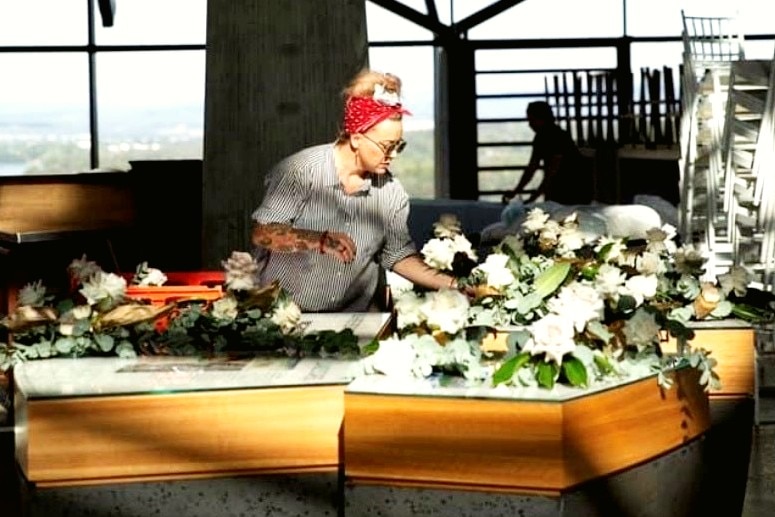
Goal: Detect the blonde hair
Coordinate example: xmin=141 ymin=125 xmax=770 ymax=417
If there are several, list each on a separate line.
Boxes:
xmin=342 ymin=69 xmax=402 ymax=100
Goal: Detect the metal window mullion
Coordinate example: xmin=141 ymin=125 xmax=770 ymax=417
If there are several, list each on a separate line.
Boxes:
xmin=87 ymin=0 xmax=99 ymax=169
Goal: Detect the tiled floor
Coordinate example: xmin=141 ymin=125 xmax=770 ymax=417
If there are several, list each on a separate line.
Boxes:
xmin=743 ymin=396 xmax=775 ymax=517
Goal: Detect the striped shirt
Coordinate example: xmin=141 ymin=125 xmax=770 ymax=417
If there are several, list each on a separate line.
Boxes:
xmin=252 ymin=143 xmax=417 ymax=311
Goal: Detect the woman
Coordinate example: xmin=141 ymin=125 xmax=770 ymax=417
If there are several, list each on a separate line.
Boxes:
xmin=251 ymin=70 xmax=457 ymax=312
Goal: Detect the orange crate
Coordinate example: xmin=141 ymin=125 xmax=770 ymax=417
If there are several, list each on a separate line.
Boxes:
xmin=123 ymin=271 xmax=225 ymax=306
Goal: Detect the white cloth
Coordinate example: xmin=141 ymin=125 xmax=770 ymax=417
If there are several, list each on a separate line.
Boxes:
xmin=482 ymin=200 xmax=663 ymax=244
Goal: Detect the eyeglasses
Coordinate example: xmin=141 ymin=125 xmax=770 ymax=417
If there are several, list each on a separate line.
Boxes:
xmin=360 ymin=134 xmax=407 ymax=156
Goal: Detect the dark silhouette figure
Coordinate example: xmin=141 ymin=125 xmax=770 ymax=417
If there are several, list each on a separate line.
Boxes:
xmin=503 ymin=101 xmax=593 ymax=205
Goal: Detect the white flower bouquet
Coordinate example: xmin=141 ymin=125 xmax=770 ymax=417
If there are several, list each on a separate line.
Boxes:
xmin=366 ymin=209 xmax=775 ymax=391
xmin=0 ymin=252 xmax=359 ymax=369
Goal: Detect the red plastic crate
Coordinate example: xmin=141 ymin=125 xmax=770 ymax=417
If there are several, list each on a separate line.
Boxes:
xmin=123 ymin=271 xmax=225 ymax=306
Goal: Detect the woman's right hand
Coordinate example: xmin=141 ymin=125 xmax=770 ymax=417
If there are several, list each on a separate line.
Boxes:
xmin=320 ymin=231 xmax=357 ymax=263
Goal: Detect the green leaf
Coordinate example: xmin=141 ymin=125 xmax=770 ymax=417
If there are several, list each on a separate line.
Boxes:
xmin=709 ymin=300 xmax=733 ymax=318
xmin=593 ymin=354 xmax=614 ymax=374
xmin=56 ymin=298 xmax=75 ymax=314
xmin=35 ymin=341 xmax=52 ymax=358
xmin=515 ymin=292 xmax=543 ymax=314
xmin=492 ymin=352 xmax=531 ymax=386
xmin=54 ymin=336 xmax=76 ymax=354
xmin=361 ymin=339 xmax=380 ymax=357
xmin=536 ymin=361 xmax=558 ymax=389
xmin=562 ymin=356 xmax=588 ymax=387
xmin=508 ymin=330 xmax=532 ymax=350
xmin=580 ymin=264 xmax=598 ymax=281
xmin=115 ymin=341 xmax=137 ymax=358
xmin=532 ymin=262 xmax=570 ymax=299
xmin=596 ymin=242 xmax=614 ymax=261
xmin=94 ymin=334 xmax=115 ymax=353
xmin=72 ymin=319 xmax=91 ymax=337
xmin=586 ymin=320 xmax=614 ymax=343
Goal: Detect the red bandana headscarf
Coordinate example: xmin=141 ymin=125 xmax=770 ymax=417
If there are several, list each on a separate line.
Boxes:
xmin=343 ymin=86 xmax=411 ymax=135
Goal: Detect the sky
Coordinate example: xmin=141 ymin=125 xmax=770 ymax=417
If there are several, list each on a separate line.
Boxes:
xmin=1 ymin=0 xmax=772 ymax=117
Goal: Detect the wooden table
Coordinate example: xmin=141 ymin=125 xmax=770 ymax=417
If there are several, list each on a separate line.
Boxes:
xmin=13 ymin=312 xmax=390 ymax=516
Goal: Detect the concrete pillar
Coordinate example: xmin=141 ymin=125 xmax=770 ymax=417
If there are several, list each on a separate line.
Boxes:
xmin=202 ymin=0 xmax=369 ymax=267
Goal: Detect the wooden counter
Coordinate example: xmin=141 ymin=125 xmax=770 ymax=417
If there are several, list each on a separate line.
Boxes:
xmin=344 ymin=368 xmax=710 ymax=495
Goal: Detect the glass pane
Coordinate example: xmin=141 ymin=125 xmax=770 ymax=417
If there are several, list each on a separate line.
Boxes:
xmin=630 ymin=42 xmax=684 ymax=76
xmin=478 ymin=97 xmax=531 ymax=120
xmin=366 ymin=2 xmax=433 ymax=41
xmin=478 ymin=145 xmax=529 ymax=168
xmin=479 ymin=122 xmax=533 ymax=144
xmin=626 ymin=0 xmax=759 ymax=37
xmin=0 ymin=0 xmax=86 ymax=45
xmin=398 ymin=0 xmax=428 ymax=14
xmin=97 ymin=51 xmax=205 ymax=171
xmin=0 ymin=53 xmax=90 ymax=175
xmin=737 ymin=2 xmax=775 ymax=35
xmin=96 ymin=0 xmax=207 ymax=44
xmin=477 ymin=72 xmax=552 ymax=96
xmin=744 ymin=39 xmax=775 ymax=60
xmin=479 ymin=169 xmax=534 ymax=193
xmin=468 ymin=0 xmax=624 ymax=39
xmin=476 ymin=48 xmax=617 ymax=72
xmin=369 ymin=46 xmax=435 ymax=198
xmin=449 ymin=0 xmax=501 ymax=23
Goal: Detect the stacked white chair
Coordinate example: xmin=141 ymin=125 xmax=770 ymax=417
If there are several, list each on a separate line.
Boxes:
xmin=678 ymin=10 xmax=746 ymax=276
xmin=726 ymin=54 xmax=775 ymax=292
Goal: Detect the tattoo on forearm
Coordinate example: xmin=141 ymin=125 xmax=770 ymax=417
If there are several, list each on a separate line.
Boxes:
xmin=254 ymin=223 xmax=323 ymax=253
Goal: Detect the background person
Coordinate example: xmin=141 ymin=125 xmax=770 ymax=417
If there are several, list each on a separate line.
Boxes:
xmin=251 ymin=70 xmax=458 ymax=312
xmin=503 ymin=100 xmax=593 ymax=205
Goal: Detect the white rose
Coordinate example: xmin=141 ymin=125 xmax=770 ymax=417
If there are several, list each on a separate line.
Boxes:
xmin=80 ymin=271 xmax=127 ymax=305
xmin=394 ymin=290 xmax=427 ymax=329
xmin=211 ymin=296 xmax=239 ymax=321
xmin=421 ymin=238 xmax=456 ymax=270
xmin=522 ymin=208 xmax=550 ymax=233
xmin=557 ymin=226 xmax=587 ymax=254
xmin=365 ymin=336 xmax=417 ymax=378
xmin=71 ymin=305 xmax=92 ymax=320
xmin=420 ymin=289 xmax=470 ymax=335
xmin=620 ymin=274 xmax=658 ymax=306
xmin=524 ymin=313 xmax=577 ymax=365
xmin=547 ymin=282 xmax=605 ymax=332
xmin=595 ymin=264 xmax=626 ymax=296
xmin=450 ymin=234 xmax=478 ymax=261
xmin=473 ymin=253 xmax=515 ymax=289
xmin=636 ymin=251 xmax=665 ymax=276
xmin=271 ymin=299 xmax=302 ymax=333
xmin=138 ymin=268 xmax=168 ymax=286
xmin=539 ymin=220 xmax=561 ymax=243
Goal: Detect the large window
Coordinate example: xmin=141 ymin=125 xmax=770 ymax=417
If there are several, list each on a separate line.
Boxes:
xmin=0 ymin=0 xmax=206 ymax=175
xmin=2 ymin=0 xmax=773 ymax=193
